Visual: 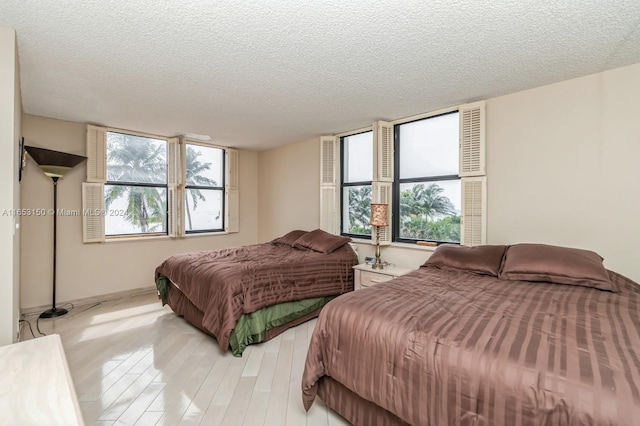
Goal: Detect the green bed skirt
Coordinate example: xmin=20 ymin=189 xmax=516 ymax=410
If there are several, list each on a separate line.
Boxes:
xmin=229 ymin=296 xmax=335 ymax=356
xmin=155 ymin=276 xmax=334 ymax=356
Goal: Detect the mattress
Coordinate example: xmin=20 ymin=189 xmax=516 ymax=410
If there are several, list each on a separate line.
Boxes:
xmin=155 ymin=242 xmax=356 ymax=352
xmin=302 ymin=267 xmax=640 ymax=425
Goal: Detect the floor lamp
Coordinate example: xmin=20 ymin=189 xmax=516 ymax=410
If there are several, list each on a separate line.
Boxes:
xmin=25 ymin=146 xmax=86 ymax=319
xmin=370 ymin=203 xmax=389 ymax=270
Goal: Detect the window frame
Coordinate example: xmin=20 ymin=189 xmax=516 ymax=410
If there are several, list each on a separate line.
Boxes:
xmin=392 ymin=110 xmax=461 ymax=245
xmin=340 ymin=130 xmax=373 ymax=240
xmin=104 ymin=130 xmax=169 ymax=238
xmin=183 ymin=141 xmax=226 ymax=234
xmin=83 ymin=124 xmax=240 ymax=244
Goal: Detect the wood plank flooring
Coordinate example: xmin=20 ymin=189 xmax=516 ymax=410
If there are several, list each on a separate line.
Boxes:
xmin=20 ymin=292 xmax=349 ymax=426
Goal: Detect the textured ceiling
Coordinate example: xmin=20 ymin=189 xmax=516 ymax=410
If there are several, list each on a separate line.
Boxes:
xmin=1 ymin=1 xmax=640 ymax=150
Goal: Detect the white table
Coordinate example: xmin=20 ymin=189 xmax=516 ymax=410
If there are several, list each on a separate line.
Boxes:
xmin=0 ymin=334 xmax=84 ymax=425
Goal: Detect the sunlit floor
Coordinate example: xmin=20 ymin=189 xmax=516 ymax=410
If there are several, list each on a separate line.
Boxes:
xmin=21 ymin=292 xmax=349 ymax=426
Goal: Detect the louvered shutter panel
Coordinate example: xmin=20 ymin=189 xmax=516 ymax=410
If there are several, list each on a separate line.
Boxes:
xmin=226 ymin=148 xmax=239 ymax=233
xmin=459 ymin=101 xmax=486 ymax=177
xmin=167 ymin=185 xmax=176 ymax=237
xmin=320 ymin=186 xmax=336 ymax=234
xmin=86 ymin=125 xmax=106 ymax=182
xmin=226 ymin=189 xmax=239 ymax=233
xmin=82 ymin=182 xmax=105 ymax=243
xmin=227 ymin=148 xmax=239 ymax=190
xmin=460 ymin=177 xmax=486 ymax=246
xmin=320 ymin=136 xmax=337 ymax=186
xmin=372 ymin=182 xmax=392 ymax=245
xmin=167 ymin=138 xmax=184 ymax=237
xmin=373 ymin=121 xmax=393 ymax=182
xmin=319 ymin=136 xmax=338 ymax=234
xmin=167 ymin=186 xmax=184 ymax=237
xmin=167 ymin=138 xmax=180 ymax=186
xmin=176 ymin=187 xmax=184 ymax=236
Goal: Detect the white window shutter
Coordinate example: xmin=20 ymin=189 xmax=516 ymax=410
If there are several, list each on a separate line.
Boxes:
xmin=372 ymin=182 xmax=392 ymax=245
xmin=320 ymin=186 xmax=337 ymax=234
xmin=167 ymin=185 xmax=184 ymax=237
xmin=373 ymin=121 xmax=393 ymax=182
xmin=227 ymin=148 xmax=239 ymax=190
xmin=167 ymin=138 xmax=185 ymax=237
xmin=226 ymin=189 xmax=239 ymax=233
xmin=319 ymin=136 xmax=338 ymax=234
xmin=460 ymin=176 xmax=486 ymax=246
xmin=226 ymin=148 xmax=239 ymax=233
xmin=459 ymin=101 xmax=486 ymax=177
xmin=320 ymin=136 xmax=337 ymax=186
xmin=167 ymin=137 xmax=180 ymax=186
xmin=82 ymin=182 xmax=105 ymax=243
xmin=86 ymin=125 xmax=106 ymax=182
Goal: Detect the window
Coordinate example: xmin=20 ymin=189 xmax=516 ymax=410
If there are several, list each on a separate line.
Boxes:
xmin=340 ymin=131 xmax=373 ymax=238
xmin=82 ymin=125 xmax=239 ymax=243
xmin=184 ymin=143 xmax=225 ymax=233
xmin=105 ymin=132 xmax=168 ymax=236
xmin=393 ymin=111 xmax=461 ymax=244
xmin=320 ymin=102 xmax=484 ymax=246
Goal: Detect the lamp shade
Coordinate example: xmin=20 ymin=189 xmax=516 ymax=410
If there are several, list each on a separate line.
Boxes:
xmin=24 ymin=146 xmax=86 ymax=178
xmin=370 ymin=203 xmax=389 ymax=227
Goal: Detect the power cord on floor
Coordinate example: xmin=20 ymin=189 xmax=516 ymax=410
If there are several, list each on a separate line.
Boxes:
xmin=34 ymin=302 xmax=76 ymax=337
xmin=23 ymin=301 xmax=103 ymax=341
xmin=36 ymin=316 xmax=47 ymax=336
xmin=18 ymin=319 xmax=35 ymax=340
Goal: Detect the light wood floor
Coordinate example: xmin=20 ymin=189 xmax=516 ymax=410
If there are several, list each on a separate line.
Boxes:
xmin=21 ymin=292 xmax=350 ymax=426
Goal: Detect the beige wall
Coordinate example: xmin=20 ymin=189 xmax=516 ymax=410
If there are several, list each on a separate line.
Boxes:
xmin=257 ymin=137 xmax=321 ymax=242
xmin=21 ymin=115 xmax=259 ymax=309
xmin=0 ymin=26 xmax=21 ymax=345
xmin=486 ymin=62 xmax=640 ymax=282
xmin=257 ymin=62 xmax=640 ymax=280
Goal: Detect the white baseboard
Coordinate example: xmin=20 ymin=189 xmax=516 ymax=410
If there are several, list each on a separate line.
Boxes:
xmin=21 ymin=286 xmax=157 ymax=316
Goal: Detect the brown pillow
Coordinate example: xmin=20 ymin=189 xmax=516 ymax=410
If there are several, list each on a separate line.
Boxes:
xmin=293 ymin=229 xmax=351 ymax=254
xmin=499 ymin=243 xmax=616 ymax=292
xmin=423 ymin=244 xmax=507 ymax=276
xmin=271 ymin=230 xmax=308 ymax=247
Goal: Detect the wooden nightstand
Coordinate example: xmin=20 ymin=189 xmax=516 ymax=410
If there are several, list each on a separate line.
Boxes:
xmin=353 ymin=263 xmax=414 ymax=290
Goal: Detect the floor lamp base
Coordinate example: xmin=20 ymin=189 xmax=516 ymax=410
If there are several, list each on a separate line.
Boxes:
xmin=39 ymin=308 xmax=68 ymax=319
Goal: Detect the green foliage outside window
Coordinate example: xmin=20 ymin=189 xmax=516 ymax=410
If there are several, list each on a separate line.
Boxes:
xmin=346 ymin=183 xmax=460 ymax=242
xmin=106 ymin=134 xmax=217 ymax=234
xmin=346 ymin=186 xmax=372 ymax=235
xmin=106 ymin=135 xmax=167 ymax=234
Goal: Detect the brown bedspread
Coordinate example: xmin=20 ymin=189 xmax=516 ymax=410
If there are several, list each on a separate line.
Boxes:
xmin=302 ymin=267 xmax=640 ymax=425
xmin=155 ymin=242 xmax=356 ymax=351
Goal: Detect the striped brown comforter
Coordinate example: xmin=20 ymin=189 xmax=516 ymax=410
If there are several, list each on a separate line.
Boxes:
xmin=302 ymin=266 xmax=640 ymax=425
xmin=155 ymin=243 xmax=356 ymax=352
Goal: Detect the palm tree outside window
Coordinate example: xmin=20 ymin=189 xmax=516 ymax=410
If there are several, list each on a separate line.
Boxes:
xmin=393 ymin=111 xmax=461 ymax=244
xmin=105 ymin=132 xmax=168 ymax=236
xmin=184 ymin=144 xmax=224 ymax=233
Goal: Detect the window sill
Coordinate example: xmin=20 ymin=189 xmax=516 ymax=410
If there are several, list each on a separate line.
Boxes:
xmin=349 ymin=239 xmax=437 ymax=252
xmin=349 ymin=237 xmax=372 ymax=244
xmin=106 ymin=235 xmax=171 ymax=243
xmin=183 ymin=230 xmax=229 ymax=238
xmin=390 ymin=241 xmax=437 ymax=252
xmin=104 ymin=231 xmax=229 ymax=243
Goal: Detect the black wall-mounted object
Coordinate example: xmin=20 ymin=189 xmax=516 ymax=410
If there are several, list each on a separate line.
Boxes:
xmin=18 ymin=137 xmax=25 ymax=182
